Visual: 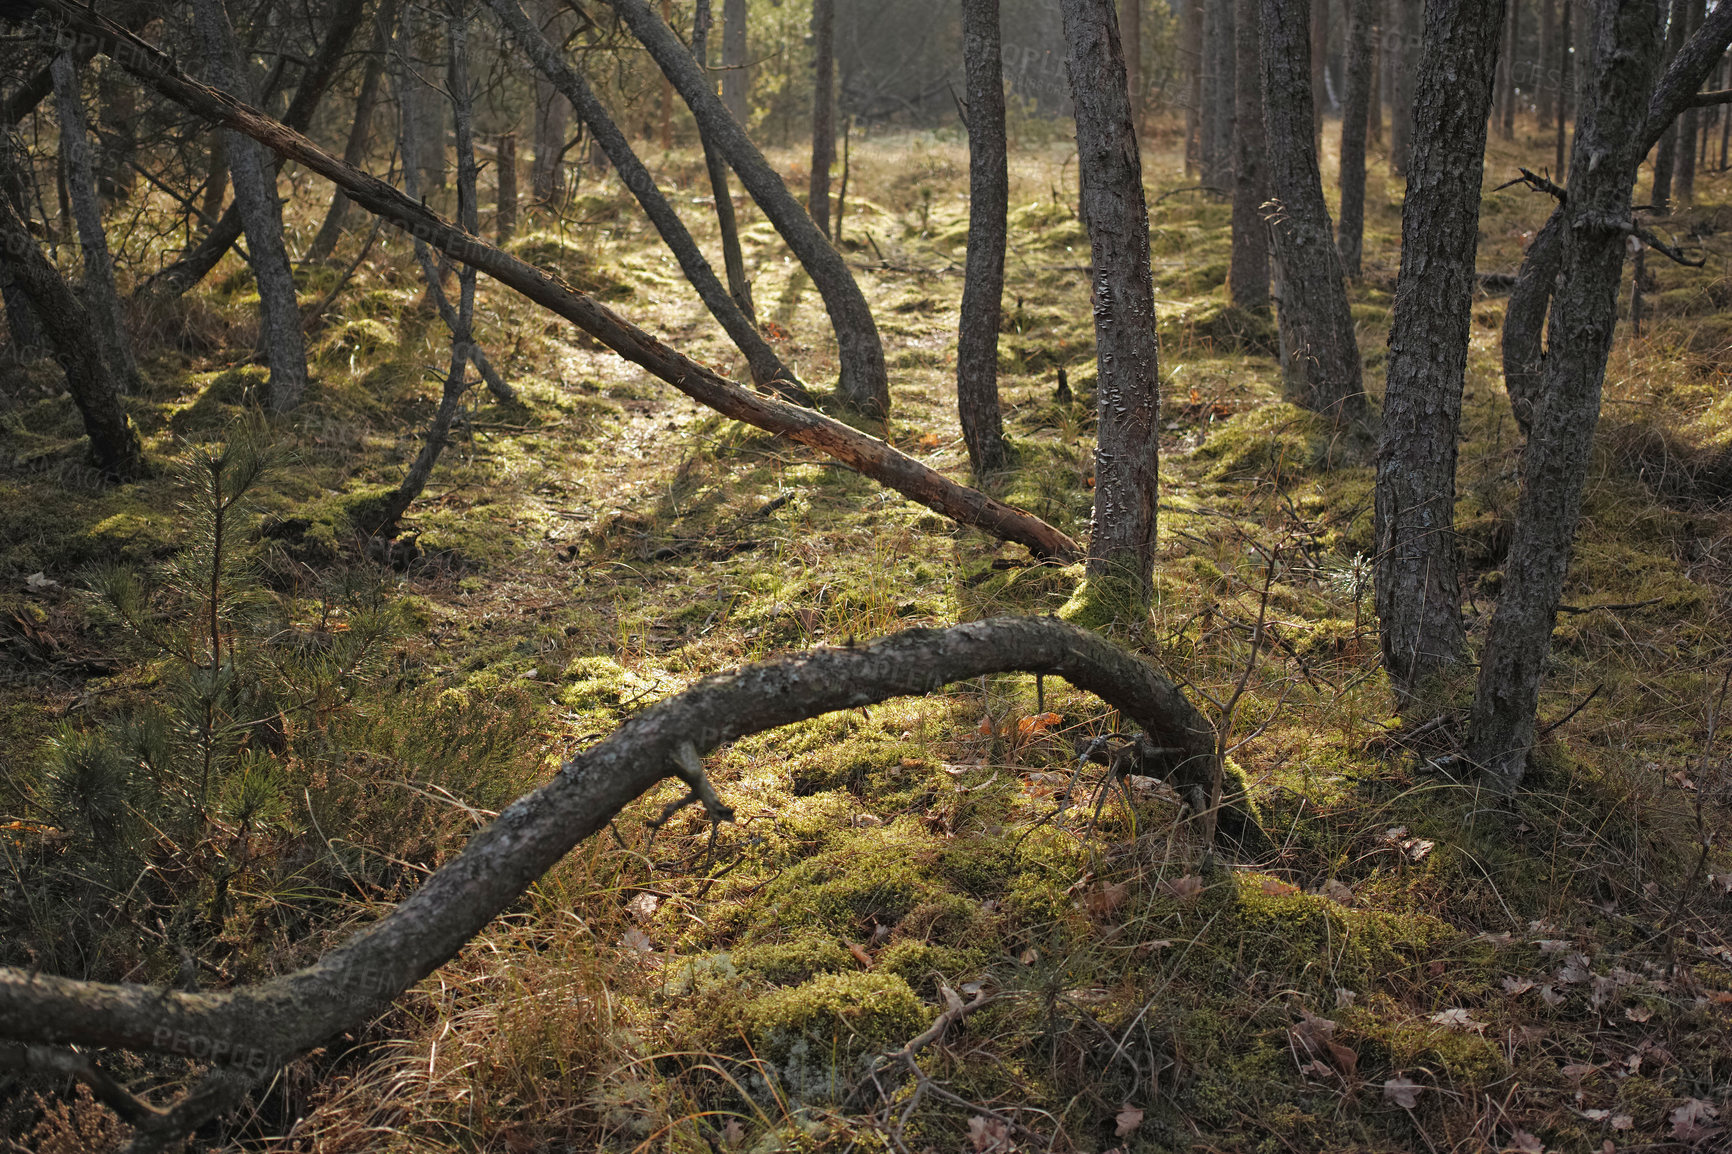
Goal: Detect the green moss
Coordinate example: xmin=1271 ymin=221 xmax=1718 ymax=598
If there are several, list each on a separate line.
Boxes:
xmin=169 ymin=368 xmax=268 ymax=438
xmin=1057 ymin=569 xmax=1148 ymax=630
xmin=1194 ymin=403 xmax=1332 ymax=484
xmin=742 ymin=970 xmax=926 ymax=1063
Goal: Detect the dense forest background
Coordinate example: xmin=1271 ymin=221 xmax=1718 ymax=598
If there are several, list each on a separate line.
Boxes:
xmin=0 ymin=1 xmax=1730 ymax=1152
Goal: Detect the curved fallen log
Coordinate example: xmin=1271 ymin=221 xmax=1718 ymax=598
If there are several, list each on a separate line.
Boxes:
xmin=36 ymin=0 xmax=1077 ymax=562
xmin=0 ymin=617 xmax=1240 ymax=1083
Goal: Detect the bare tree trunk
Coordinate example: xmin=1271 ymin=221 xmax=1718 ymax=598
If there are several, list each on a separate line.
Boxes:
xmin=1556 ymin=0 xmax=1572 ymax=170
xmin=809 ymin=0 xmax=834 ymax=236
xmin=1122 ymin=0 xmax=1142 ymax=127
xmin=1060 ymin=0 xmax=1162 ymax=598
xmin=693 ymin=0 xmax=756 ymax=321
xmin=495 ymin=130 xmax=517 ymax=244
xmin=1651 ymin=0 xmax=1689 ymax=211
xmin=1537 ymin=0 xmax=1556 ymax=125
xmin=0 ymin=156 xmax=142 ymax=480
xmin=1183 ymin=0 xmax=1203 ymax=174
xmin=1374 ymin=0 xmax=1506 ymax=704
xmin=201 ymin=134 xmax=228 ymax=225
xmin=486 ymin=0 xmax=806 ymax=401
xmin=1388 ymin=0 xmax=1414 ymax=172
xmin=722 ymin=0 xmax=749 ymax=125
xmin=1201 ymin=0 xmax=1235 ymax=185
xmin=1229 ymin=0 xmax=1270 ymax=311
xmin=1675 ymin=0 xmax=1705 ymax=204
xmin=191 ymin=0 xmax=307 ymax=413
xmin=1368 ymin=0 xmax=1383 ymax=144
xmin=51 ymin=51 xmax=143 ymax=397
xmin=1312 ymin=0 xmax=1327 ymax=140
xmin=1261 ymin=0 xmax=1368 ymax=425
xmin=604 ymin=0 xmax=890 ymax=416
xmin=531 ymin=0 xmax=571 ymax=204
xmin=307 ymin=0 xmax=398 ymax=264
xmin=1466 ymin=0 xmax=1664 ymax=792
xmin=1336 ymin=0 xmax=1374 ymax=278
xmin=1498 ymin=0 xmax=1519 ymax=138
xmin=958 ymin=0 xmax=1009 ymax=476
xmin=402 ymin=8 xmax=448 ymax=191
xmin=139 ymin=0 xmax=367 ymax=298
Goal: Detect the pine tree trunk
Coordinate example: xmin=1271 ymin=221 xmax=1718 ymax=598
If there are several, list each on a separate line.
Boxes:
xmin=0 ymin=159 xmax=142 ymax=480
xmin=495 ymin=131 xmax=518 ymax=244
xmin=1122 ymin=0 xmax=1142 ymax=127
xmin=1261 ymin=0 xmax=1368 ymax=425
xmin=1675 ymin=0 xmax=1705 ymax=203
xmin=1374 ymin=0 xmax=1507 ymax=703
xmin=1184 ymin=0 xmax=1203 ymax=174
xmin=1200 ymin=0 xmax=1225 ymax=181
xmin=958 ymin=0 xmax=1009 ymax=476
xmin=722 ymin=0 xmax=749 ymax=125
xmin=51 ymin=51 xmax=143 ymax=396
xmin=1312 ymin=0 xmax=1327 ymax=140
xmin=604 ymin=0 xmax=890 ymax=416
xmin=1059 ymin=0 xmax=1161 ymax=596
xmin=191 ymin=0 xmax=308 ymax=413
xmin=1556 ymin=0 xmax=1572 ymax=170
xmin=1537 ymin=0 xmax=1556 ymax=125
xmin=1336 ymin=0 xmax=1374 ymax=278
xmin=1388 ymin=0 xmax=1415 ymax=172
xmin=1499 ymin=0 xmax=1519 ymax=138
xmin=693 ymin=0 xmax=756 ymax=321
xmin=1368 ymin=0 xmax=1383 ymax=145
xmin=1466 ymin=0 xmax=1665 ymax=792
xmin=1229 ymin=0 xmax=1270 ymax=311
xmin=809 ymin=0 xmax=835 ymax=237
xmin=307 ymin=0 xmax=398 ymax=264
xmin=1651 ymin=0 xmax=1689 ymax=210
xmin=487 ymin=0 xmax=806 ymax=402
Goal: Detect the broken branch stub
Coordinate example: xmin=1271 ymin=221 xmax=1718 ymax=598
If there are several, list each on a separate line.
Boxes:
xmin=0 ymin=617 xmax=1226 ymax=1080
xmin=33 ymin=0 xmax=1076 ymax=562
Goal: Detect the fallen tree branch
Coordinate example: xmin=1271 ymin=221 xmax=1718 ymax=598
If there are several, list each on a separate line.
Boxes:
xmin=37 ymin=0 xmax=1077 ymax=561
xmin=0 ymin=618 xmax=1221 ymax=1088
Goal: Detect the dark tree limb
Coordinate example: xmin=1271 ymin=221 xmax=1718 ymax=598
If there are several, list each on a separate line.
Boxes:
xmin=0 ymin=617 xmax=1224 ymax=1077
xmin=37 ymin=0 xmax=1076 ymax=560
xmin=484 ymin=0 xmax=809 ymax=405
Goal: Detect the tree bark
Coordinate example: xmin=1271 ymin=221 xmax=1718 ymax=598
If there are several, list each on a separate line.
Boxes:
xmin=1675 ymin=0 xmax=1705 ymax=204
xmin=52 ymin=10 xmax=1075 ymax=558
xmin=495 ymin=130 xmax=518 ymax=244
xmin=722 ymin=0 xmax=749 ymax=125
xmin=1122 ymin=0 xmax=1142 ymax=127
xmin=1388 ymin=0 xmax=1415 ymax=172
xmin=51 ymin=51 xmax=144 ymax=397
xmin=1261 ymin=0 xmax=1368 ymax=425
xmin=1651 ymin=0 xmax=1690 ymax=211
xmin=603 ymin=0 xmax=890 ymax=417
xmin=693 ymin=0 xmax=756 ymax=322
xmin=1201 ymin=0 xmax=1235 ymax=186
xmin=1373 ymin=0 xmax=1506 ymax=703
xmin=1336 ymin=0 xmax=1375 ymax=278
xmin=1184 ymin=0 xmax=1203 ymax=174
xmin=306 ymin=0 xmax=398 ymax=264
xmin=1229 ymin=0 xmax=1270 ymax=311
xmin=0 ymin=616 xmax=1234 ymax=1094
xmin=1466 ymin=0 xmax=1665 ymax=792
xmin=1059 ymin=0 xmax=1162 ymax=596
xmin=1556 ymin=0 xmax=1572 ymax=170
xmin=1503 ymin=0 xmax=1732 ymax=434
xmin=0 ymin=159 xmax=142 ymax=480
xmin=809 ymin=0 xmax=835 ymax=236
xmin=191 ymin=0 xmax=308 ymax=413
xmin=1311 ymin=0 xmax=1327 ymax=140
xmin=1498 ymin=0 xmax=1519 ymax=138
xmin=957 ymin=0 xmax=1010 ymax=477
xmin=487 ymin=0 xmax=806 ymax=402
xmin=138 ymin=0 xmax=367 ymax=298
xmin=1537 ymin=0 xmax=1556 ymax=124
xmin=531 ymin=1 xmax=570 ymax=204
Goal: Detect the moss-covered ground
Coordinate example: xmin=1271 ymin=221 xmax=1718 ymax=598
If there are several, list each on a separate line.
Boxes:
xmin=3 ymin=120 xmax=1731 ymax=1153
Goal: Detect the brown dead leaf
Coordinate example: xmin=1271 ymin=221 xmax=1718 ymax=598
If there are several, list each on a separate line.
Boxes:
xmin=1625 ymin=1005 xmax=1653 ymax=1023
xmin=1084 ymin=881 xmax=1131 ymax=919
xmin=1503 ymin=977 xmax=1535 ymax=996
xmin=967 ymin=1115 xmax=1011 ymax=1153
xmin=1507 ymin=1129 xmax=1546 ymax=1154
xmin=1429 ymin=1007 xmax=1486 ymax=1032
xmin=1114 ymin=1104 xmax=1144 ymax=1138
xmin=1017 ymin=711 xmax=1064 ymax=738
xmin=1019 ymin=946 xmax=1040 ymax=965
xmin=721 ymin=1118 xmax=745 ymax=1147
xmin=1260 ymin=877 xmax=1300 ymax=897
xmin=1162 ymin=874 xmax=1204 ymax=903
xmin=844 ymin=940 xmax=874 ymax=969
xmin=1384 ymin=1077 xmax=1421 ymax=1108
xmin=1320 ymin=879 xmax=1354 ymax=904
xmin=626 ymin=892 xmax=659 ymax=922
xmin=1670 ymin=1098 xmax=1720 ymax=1143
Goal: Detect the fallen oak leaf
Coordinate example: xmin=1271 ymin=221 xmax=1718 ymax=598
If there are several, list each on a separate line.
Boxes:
xmin=1384 ymin=1076 xmax=1422 ymax=1108
xmin=1260 ymin=876 xmax=1300 ymax=897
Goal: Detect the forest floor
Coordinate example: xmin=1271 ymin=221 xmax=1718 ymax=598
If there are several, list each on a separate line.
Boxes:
xmin=3 ymin=118 xmax=1732 ymax=1153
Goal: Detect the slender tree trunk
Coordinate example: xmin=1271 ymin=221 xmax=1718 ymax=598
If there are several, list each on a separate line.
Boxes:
xmin=495 ymin=131 xmax=518 ymax=244
xmin=201 ymin=135 xmax=228 ymax=225
xmin=1229 ymin=0 xmax=1270 ymax=311
xmin=1466 ymin=0 xmax=1664 ymax=791
xmin=1059 ymin=0 xmax=1161 ymax=597
xmin=1374 ymin=0 xmax=1506 ymax=703
xmin=1556 ymin=0 xmax=1571 ymax=171
xmin=51 ymin=51 xmax=143 ymax=397
xmin=96 ymin=71 xmax=137 ymax=200
xmin=1261 ymin=0 xmax=1368 ymax=425
xmin=531 ymin=1 xmax=571 ymax=204
xmin=1368 ymin=0 xmax=1383 ymax=145
xmin=1537 ymin=0 xmax=1556 ymax=124
xmin=604 ymin=0 xmax=890 ymax=416
xmin=958 ymin=0 xmax=1009 ymax=476
xmin=722 ymin=0 xmax=749 ymax=125
xmin=0 ymin=159 xmax=142 ymax=480
xmin=307 ymin=0 xmax=398 ymax=264
xmin=1651 ymin=0 xmax=1689 ymax=211
xmin=1498 ymin=0 xmax=1519 ymax=138
xmin=1337 ymin=0 xmax=1374 ymax=278
xmin=1122 ymin=0 xmax=1142 ymax=127
xmin=1184 ymin=0 xmax=1203 ymax=174
xmin=809 ymin=0 xmax=835 ymax=236
xmin=1200 ymin=0 xmax=1236 ymax=186
xmin=1312 ymin=0 xmax=1328 ymax=140
xmin=487 ymin=0 xmax=806 ymax=402
xmin=1675 ymin=0 xmax=1704 ymax=204
xmin=693 ymin=0 xmax=756 ymax=321
xmin=139 ymin=0 xmax=367 ymax=299
xmin=191 ymin=0 xmax=308 ymax=412
xmin=1389 ymin=0 xmax=1414 ymax=172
